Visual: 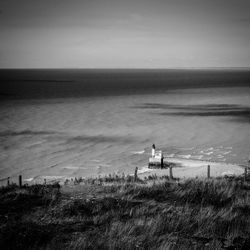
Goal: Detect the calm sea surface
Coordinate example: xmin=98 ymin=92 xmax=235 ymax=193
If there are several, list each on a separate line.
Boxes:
xmin=0 ymin=69 xmax=250 ymax=181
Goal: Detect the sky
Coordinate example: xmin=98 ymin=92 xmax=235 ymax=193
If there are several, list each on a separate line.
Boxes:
xmin=0 ymin=0 xmax=250 ymax=68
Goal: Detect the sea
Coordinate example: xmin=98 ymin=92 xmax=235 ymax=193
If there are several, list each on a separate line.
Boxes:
xmin=0 ymin=69 xmax=250 ymax=183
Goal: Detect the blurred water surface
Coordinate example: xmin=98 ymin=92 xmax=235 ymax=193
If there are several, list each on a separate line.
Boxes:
xmin=0 ymin=69 xmax=250 ymax=180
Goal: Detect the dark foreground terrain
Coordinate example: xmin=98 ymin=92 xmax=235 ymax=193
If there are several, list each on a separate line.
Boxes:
xmin=0 ymin=175 xmax=250 ymax=249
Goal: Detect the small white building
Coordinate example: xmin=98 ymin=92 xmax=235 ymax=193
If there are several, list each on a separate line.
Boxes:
xmin=148 ymin=144 xmax=165 ymax=168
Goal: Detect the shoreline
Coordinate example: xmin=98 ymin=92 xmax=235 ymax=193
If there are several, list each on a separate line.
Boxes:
xmin=1 ymin=157 xmax=243 ymax=186
xmin=138 ymin=157 xmax=245 ymax=179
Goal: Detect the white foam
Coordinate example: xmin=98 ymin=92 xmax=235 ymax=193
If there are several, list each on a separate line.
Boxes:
xmin=177 ymin=147 xmax=194 ymax=150
xmin=41 ymin=176 xmax=65 ymax=180
xmin=98 ymin=164 xmax=111 ymax=167
xmin=132 ymin=150 xmax=145 ymax=155
xmin=202 ymin=157 xmax=212 ymax=161
xmin=91 ymin=159 xmax=101 ymax=162
xmin=222 ymin=151 xmax=231 ymax=155
xmin=24 ymin=178 xmax=34 ymax=182
xmin=63 ymin=166 xmax=86 ymax=169
xmin=218 ymin=158 xmax=226 ymax=162
xmin=204 ymin=152 xmax=213 ymax=155
xmin=207 ymin=147 xmax=214 ymax=151
xmin=138 ymin=166 xmax=153 ymax=174
xmin=178 ymin=154 xmax=192 ymax=159
xmin=217 ymin=155 xmax=225 ymax=158
xmin=192 ymin=155 xmax=203 ymax=160
xmin=166 ymin=154 xmax=175 ymax=158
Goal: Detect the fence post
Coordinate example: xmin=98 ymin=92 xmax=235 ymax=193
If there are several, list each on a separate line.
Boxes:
xmin=244 ymin=167 xmax=247 ymax=182
xmin=134 ymin=167 xmax=138 ymax=182
xmin=169 ymin=166 xmax=173 ymax=179
xmin=7 ymin=177 xmax=10 ymax=186
xmin=19 ymin=175 xmax=22 ymax=187
xmin=207 ymin=165 xmax=210 ymax=178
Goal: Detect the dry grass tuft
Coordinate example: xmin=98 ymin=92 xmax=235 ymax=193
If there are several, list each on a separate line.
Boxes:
xmin=0 ymin=175 xmax=249 ymax=249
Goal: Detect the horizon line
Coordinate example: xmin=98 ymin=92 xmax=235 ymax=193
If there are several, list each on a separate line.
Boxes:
xmin=1 ymin=67 xmax=250 ymax=70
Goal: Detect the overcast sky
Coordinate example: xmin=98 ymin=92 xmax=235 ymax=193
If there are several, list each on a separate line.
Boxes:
xmin=0 ymin=0 xmax=250 ymax=68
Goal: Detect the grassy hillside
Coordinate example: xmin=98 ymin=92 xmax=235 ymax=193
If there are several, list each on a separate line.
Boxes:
xmin=0 ymin=175 xmax=249 ymax=249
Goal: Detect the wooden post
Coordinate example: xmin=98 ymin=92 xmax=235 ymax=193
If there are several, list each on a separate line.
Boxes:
xmin=248 ymin=157 xmax=250 ymax=178
xmin=169 ymin=166 xmax=173 ymax=179
xmin=134 ymin=167 xmax=138 ymax=182
xmin=7 ymin=177 xmax=10 ymax=186
xmin=207 ymin=165 xmax=210 ymax=179
xmin=161 ymin=157 xmax=163 ymax=169
xmin=245 ymin=167 xmax=247 ymax=182
xmin=19 ymin=175 xmax=22 ymax=187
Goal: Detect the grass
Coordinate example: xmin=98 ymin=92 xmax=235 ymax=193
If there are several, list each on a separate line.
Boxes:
xmin=0 ymin=175 xmax=249 ymax=249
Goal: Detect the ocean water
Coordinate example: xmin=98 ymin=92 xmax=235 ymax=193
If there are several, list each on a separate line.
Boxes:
xmin=0 ymin=69 xmax=250 ymax=182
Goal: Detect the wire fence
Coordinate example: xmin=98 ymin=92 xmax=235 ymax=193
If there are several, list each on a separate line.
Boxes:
xmin=0 ymin=175 xmax=22 ymax=187
xmin=1 ymin=164 xmax=249 ymax=188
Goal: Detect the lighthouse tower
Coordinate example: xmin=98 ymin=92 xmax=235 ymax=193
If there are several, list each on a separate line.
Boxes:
xmin=152 ymin=144 xmax=156 ymax=157
xmin=149 ymin=144 xmax=165 ymax=169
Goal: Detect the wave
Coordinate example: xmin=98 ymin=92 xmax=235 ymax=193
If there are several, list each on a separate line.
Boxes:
xmin=24 ymin=178 xmax=34 ymax=182
xmin=63 ymin=166 xmax=87 ymax=170
xmin=39 ymin=176 xmax=65 ymax=180
xmin=176 ymin=147 xmax=195 ymax=150
xmin=192 ymin=155 xmax=203 ymax=160
xmin=132 ymin=150 xmax=145 ymax=155
xmin=217 ymin=158 xmax=226 ymax=162
xmin=178 ymin=154 xmax=192 ymax=159
xmin=91 ymin=159 xmax=101 ymax=162
xmin=217 ymin=155 xmax=225 ymax=159
xmin=203 ymin=152 xmax=213 ymax=155
xmin=0 ymin=130 xmax=58 ymax=137
xmin=165 ymin=154 xmax=175 ymax=158
xmin=222 ymin=151 xmax=231 ymax=155
xmin=138 ymin=166 xmax=153 ymax=174
xmin=97 ymin=164 xmax=111 ymax=168
xmin=207 ymin=147 xmax=214 ymax=151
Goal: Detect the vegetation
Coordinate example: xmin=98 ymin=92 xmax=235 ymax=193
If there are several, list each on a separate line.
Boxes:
xmin=0 ymin=174 xmax=250 ymax=249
